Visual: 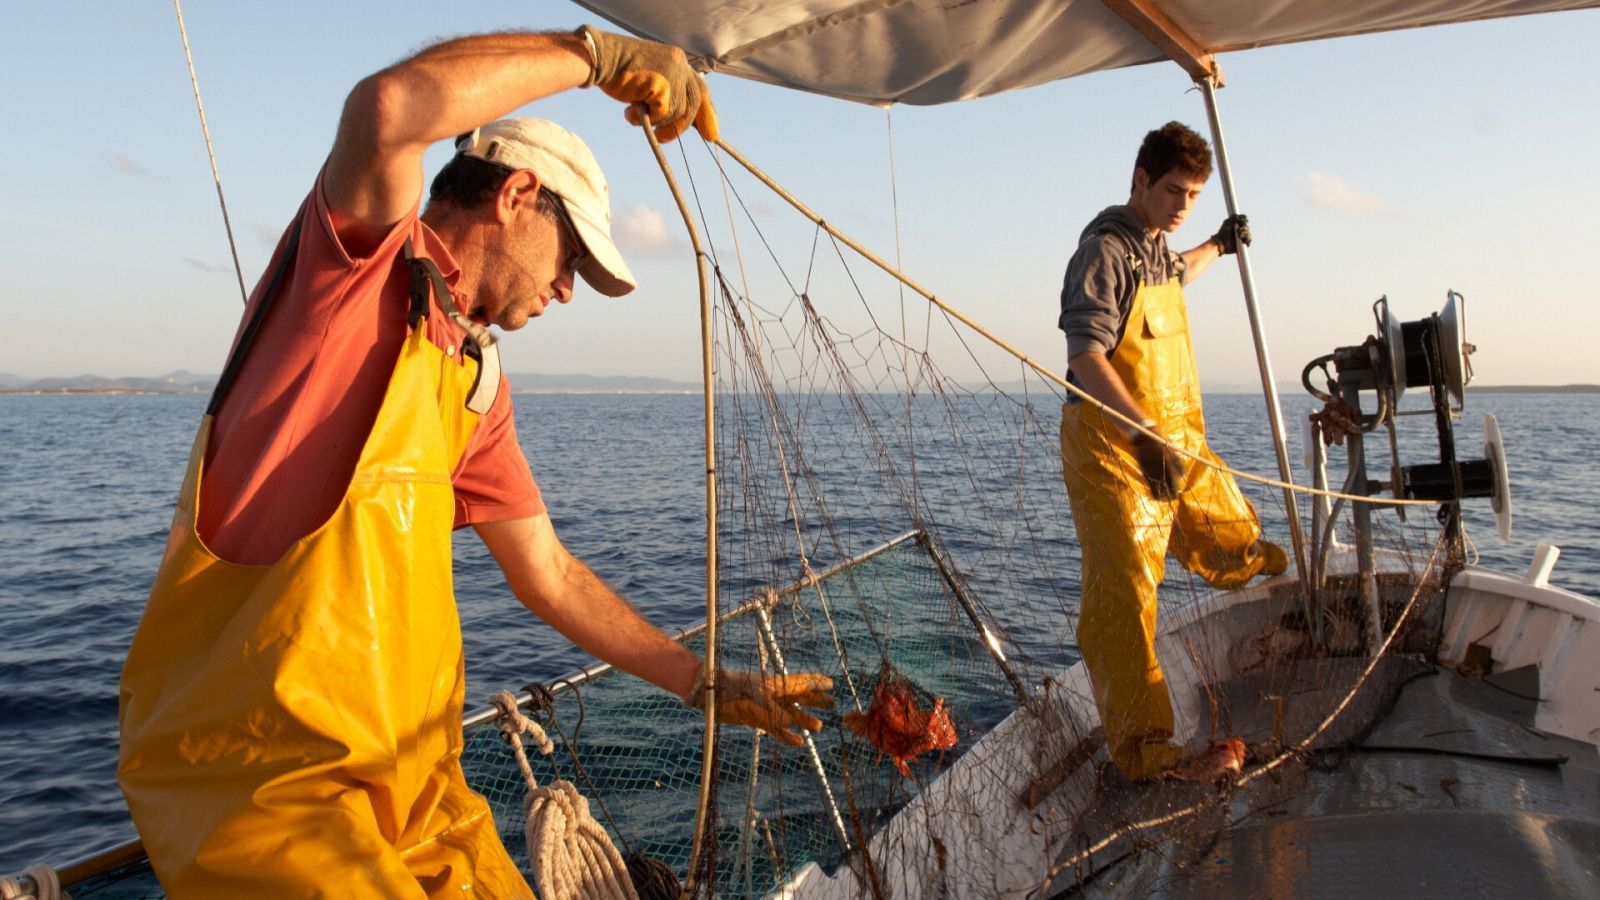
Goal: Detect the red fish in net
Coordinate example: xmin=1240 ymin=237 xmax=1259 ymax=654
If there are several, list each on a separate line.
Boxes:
xmin=842 ymin=673 xmax=958 ymax=778
xmin=1166 ymin=737 xmax=1247 ymax=784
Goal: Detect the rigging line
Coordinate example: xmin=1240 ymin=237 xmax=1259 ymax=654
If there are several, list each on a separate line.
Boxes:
xmin=886 ymin=107 xmax=908 ymax=337
xmin=717 ymin=274 xmax=868 ymax=711
xmin=711 ymin=136 xmax=1437 ymax=510
xmin=707 ymin=144 xmax=759 ymax=336
xmin=172 ymin=0 xmax=248 ymax=306
xmin=884 ymin=109 xmax=932 ymax=536
xmin=703 ymin=148 xmax=802 ymax=298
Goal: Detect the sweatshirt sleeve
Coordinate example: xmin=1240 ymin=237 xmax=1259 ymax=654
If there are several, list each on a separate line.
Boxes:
xmin=1059 ymin=232 xmax=1134 ymax=358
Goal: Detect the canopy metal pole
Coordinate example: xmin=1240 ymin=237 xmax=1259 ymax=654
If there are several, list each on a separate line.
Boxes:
xmin=1197 ymin=77 xmax=1311 ymax=601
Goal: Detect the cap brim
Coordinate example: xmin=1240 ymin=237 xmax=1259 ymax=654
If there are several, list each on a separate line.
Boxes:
xmin=563 ymin=199 xmax=636 ymax=297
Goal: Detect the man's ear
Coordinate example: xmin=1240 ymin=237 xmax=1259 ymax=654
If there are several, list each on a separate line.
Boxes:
xmin=1131 ymin=167 xmax=1150 ymax=194
xmin=495 ymin=169 xmax=543 ymax=225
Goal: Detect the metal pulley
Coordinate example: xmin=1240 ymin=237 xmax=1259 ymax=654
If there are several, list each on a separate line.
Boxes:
xmin=1379 ymin=290 xmax=1474 ymax=408
xmin=1397 ymin=414 xmax=1513 ymax=539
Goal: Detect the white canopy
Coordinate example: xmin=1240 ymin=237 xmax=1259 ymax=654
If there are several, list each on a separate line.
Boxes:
xmin=571 ymin=0 xmax=1599 ymax=106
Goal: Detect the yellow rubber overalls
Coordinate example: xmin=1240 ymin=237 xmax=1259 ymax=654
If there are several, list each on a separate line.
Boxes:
xmin=118 ymin=233 xmax=531 ymax=897
xmin=1059 ymin=269 xmax=1268 ymax=782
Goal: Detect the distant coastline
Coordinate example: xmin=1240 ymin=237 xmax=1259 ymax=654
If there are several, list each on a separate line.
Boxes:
xmin=0 ymin=371 xmax=702 ymax=396
xmin=1465 ymin=384 xmax=1600 ymax=394
xmin=3 ymin=373 xmax=1595 ymax=397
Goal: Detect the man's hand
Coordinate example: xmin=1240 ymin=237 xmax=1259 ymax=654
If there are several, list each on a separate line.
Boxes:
xmin=683 ymin=666 xmax=834 ymax=746
xmin=1130 ymin=431 xmax=1186 ymax=500
xmin=1210 ymin=214 xmax=1251 ymax=255
xmin=580 ymin=25 xmax=720 ymax=142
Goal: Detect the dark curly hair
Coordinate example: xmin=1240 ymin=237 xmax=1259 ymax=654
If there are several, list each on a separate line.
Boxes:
xmin=428 ymin=155 xmax=514 ymax=209
xmin=1130 ymin=121 xmax=1213 ymax=194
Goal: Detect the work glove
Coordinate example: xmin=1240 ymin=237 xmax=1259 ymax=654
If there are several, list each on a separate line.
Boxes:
xmin=1210 ymin=214 xmax=1251 ymax=255
xmin=1129 ymin=430 xmax=1187 ymax=501
xmin=682 ymin=664 xmax=834 ymax=746
xmin=579 ymin=25 xmax=720 ymax=142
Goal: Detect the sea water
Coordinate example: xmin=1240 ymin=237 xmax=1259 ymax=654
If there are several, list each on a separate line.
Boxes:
xmin=1 ymin=391 xmax=1595 ymax=873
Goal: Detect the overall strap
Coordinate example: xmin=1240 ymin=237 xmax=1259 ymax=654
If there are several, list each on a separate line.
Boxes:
xmin=1091 ymin=226 xmax=1146 ymax=289
xmin=206 ymin=220 xmax=304 ymax=416
xmin=402 ymin=238 xmax=502 ymax=415
xmin=1065 ymin=228 xmax=1144 ymax=406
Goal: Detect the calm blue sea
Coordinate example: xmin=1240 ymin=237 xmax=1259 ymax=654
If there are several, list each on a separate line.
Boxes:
xmin=1 ymin=391 xmax=1595 ymax=874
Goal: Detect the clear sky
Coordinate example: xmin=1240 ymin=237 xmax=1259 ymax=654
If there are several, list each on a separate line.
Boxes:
xmin=4 ymin=4 xmax=1598 ymax=389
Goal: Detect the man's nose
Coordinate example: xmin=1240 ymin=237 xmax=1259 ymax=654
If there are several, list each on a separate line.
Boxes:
xmin=554 ymin=272 xmax=576 ymax=303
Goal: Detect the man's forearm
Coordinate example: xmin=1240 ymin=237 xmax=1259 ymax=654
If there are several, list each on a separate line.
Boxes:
xmin=1177 ymin=238 xmax=1224 ymax=283
xmin=476 ymin=515 xmax=701 ymax=698
xmin=1068 ymin=350 xmax=1150 ymax=434
xmin=527 ymin=555 xmax=702 ymax=697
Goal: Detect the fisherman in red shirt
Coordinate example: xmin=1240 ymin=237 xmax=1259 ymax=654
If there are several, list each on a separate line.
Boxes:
xmin=119 ymin=26 xmax=831 ymax=896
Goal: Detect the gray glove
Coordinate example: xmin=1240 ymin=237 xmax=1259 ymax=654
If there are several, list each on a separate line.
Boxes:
xmin=1211 ymin=214 xmax=1251 ymax=255
xmin=1130 ymin=431 xmax=1186 ymax=500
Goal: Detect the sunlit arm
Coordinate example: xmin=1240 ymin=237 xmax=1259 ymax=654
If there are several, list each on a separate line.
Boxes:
xmin=474 ymin=514 xmax=702 ymax=698
xmin=324 ymin=31 xmax=593 ymax=252
xmin=1068 ymin=351 xmax=1149 ymax=432
xmin=1176 ymin=237 xmax=1225 ymax=285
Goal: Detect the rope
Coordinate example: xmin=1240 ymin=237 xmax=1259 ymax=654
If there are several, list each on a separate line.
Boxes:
xmin=489 ymin=692 xmax=637 ymax=900
xmin=711 ymin=137 xmax=1438 ymax=510
xmin=0 ymin=865 xmax=67 ymax=900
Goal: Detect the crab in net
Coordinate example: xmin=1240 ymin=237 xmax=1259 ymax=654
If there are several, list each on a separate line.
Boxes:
xmin=842 ymin=663 xmax=958 ymax=778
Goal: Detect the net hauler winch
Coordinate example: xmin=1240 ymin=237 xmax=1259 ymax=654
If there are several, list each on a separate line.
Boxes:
xmin=1304 ymin=291 xmax=1510 ymax=541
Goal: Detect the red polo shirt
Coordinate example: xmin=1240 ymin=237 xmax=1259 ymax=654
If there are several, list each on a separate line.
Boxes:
xmin=197 ymin=172 xmax=544 ymax=565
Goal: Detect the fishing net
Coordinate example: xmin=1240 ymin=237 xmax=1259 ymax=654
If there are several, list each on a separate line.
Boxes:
xmin=439 ymin=134 xmax=1467 ymax=900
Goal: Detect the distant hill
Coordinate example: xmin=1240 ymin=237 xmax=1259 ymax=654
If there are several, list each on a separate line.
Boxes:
xmin=977 ymin=379 xmax=1600 ymax=397
xmin=978 ymin=379 xmax=1303 ymax=396
xmin=1 ymin=371 xmax=214 ymax=394
xmin=1468 ymin=384 xmax=1599 ymax=394
xmin=0 ymin=371 xmax=701 ymax=395
xmin=505 ymin=373 xmax=699 ymax=393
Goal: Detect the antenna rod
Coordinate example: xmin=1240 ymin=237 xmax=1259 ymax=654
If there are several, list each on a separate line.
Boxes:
xmin=173 ymin=0 xmax=248 ymax=305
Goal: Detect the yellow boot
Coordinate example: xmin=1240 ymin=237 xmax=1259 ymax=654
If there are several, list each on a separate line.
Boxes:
xmin=1136 ymin=741 xmax=1186 ymax=781
xmin=1257 ymin=540 xmax=1288 ymax=577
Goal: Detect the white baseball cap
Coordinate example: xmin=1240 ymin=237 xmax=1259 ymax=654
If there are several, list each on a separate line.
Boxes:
xmin=455 ymin=118 xmax=636 ymax=297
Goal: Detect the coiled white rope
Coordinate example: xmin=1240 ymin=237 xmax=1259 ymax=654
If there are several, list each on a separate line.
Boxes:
xmin=489 ymin=691 xmax=637 ymax=900
xmin=0 ymin=864 xmax=67 ymax=900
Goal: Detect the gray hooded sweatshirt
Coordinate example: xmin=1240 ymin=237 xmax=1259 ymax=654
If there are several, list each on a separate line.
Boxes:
xmin=1057 ymin=204 xmax=1186 ymax=360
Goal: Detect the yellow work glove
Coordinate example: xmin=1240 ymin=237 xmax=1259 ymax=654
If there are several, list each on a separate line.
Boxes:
xmin=682 ymin=665 xmax=834 ymax=746
xmin=579 ymin=25 xmax=720 ymax=143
